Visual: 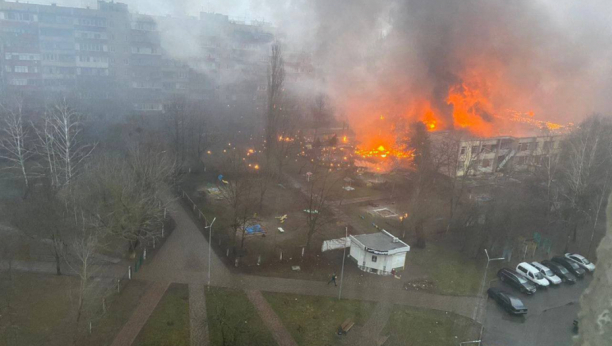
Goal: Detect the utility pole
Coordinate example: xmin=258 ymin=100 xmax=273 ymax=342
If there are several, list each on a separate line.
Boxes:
xmin=473 ymin=249 xmax=505 ymax=321
xmin=338 ymin=227 xmax=348 ymax=300
xmin=205 ymin=217 xmax=216 ymax=289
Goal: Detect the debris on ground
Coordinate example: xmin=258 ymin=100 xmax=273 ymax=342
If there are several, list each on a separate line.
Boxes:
xmin=403 ymin=279 xmax=435 ymax=292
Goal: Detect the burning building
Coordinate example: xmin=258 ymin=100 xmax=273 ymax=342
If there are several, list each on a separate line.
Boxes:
xmin=448 ymin=134 xmax=565 ymax=177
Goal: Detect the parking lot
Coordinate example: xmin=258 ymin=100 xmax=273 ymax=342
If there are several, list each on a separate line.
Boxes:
xmin=482 ymin=273 xmax=592 ymax=346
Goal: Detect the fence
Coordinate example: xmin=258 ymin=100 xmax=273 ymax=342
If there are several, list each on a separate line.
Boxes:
xmin=177 ymin=186 xmax=309 ymax=268
xmin=84 ymin=203 xmax=171 ymax=338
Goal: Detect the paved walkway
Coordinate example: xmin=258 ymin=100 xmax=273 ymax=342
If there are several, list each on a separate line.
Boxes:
xmin=110 ymin=281 xmax=169 ymax=346
xmin=246 ymin=290 xmax=298 ymax=346
xmin=189 ymin=282 xmax=209 ymax=346
xmin=6 ymin=186 xmax=479 ymax=346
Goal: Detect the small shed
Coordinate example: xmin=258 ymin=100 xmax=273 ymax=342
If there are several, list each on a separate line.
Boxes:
xmin=349 ymin=230 xmax=410 ymax=275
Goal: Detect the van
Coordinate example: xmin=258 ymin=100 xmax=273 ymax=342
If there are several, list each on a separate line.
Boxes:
xmin=516 ymin=262 xmax=549 ymax=287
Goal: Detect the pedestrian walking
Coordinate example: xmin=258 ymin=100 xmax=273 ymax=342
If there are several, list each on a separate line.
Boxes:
xmin=328 ymin=273 xmax=337 ymax=286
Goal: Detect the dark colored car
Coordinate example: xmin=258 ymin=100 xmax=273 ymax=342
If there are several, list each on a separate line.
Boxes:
xmin=551 ymin=256 xmax=586 ymax=278
xmin=487 ymin=287 xmax=528 ymax=315
xmin=542 ymin=260 xmax=577 ymax=284
xmin=497 ymin=268 xmax=537 ymax=294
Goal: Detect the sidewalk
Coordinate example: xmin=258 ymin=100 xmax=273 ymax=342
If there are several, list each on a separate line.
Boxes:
xmin=246 ymin=290 xmax=298 ymax=346
xmin=111 ymin=281 xmax=169 ymax=346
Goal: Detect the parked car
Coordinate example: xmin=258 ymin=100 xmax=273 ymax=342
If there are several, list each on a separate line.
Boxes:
xmin=531 ymin=262 xmax=562 ymax=285
xmin=497 ymin=268 xmax=537 ymax=294
xmin=516 ymin=262 xmax=550 ymax=287
xmin=552 ymin=256 xmax=586 ymax=278
xmin=487 ymin=287 xmax=528 ymax=315
xmin=542 ymin=260 xmax=576 ymax=284
xmin=565 ymin=253 xmax=596 ymax=273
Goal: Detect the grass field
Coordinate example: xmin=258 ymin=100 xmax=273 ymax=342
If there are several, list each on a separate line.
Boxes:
xmin=133 ymin=284 xmax=190 ymax=346
xmin=0 ymin=272 xmax=148 ymax=346
xmin=263 ymin=293 xmax=376 ymax=346
xmin=405 ymin=243 xmax=483 ymax=296
xmin=382 ymin=305 xmax=480 ymax=346
xmin=206 ymin=287 xmax=276 ymax=346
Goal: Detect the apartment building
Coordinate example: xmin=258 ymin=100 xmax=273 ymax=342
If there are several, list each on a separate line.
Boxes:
xmin=0 ymin=0 xmax=274 ymax=112
xmin=454 ymin=134 xmax=564 ymax=177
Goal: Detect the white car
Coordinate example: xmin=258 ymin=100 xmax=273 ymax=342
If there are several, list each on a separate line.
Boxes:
xmin=565 ymin=253 xmax=596 ymax=272
xmin=531 ymin=262 xmax=562 ymax=285
xmin=516 ymin=262 xmax=550 ymax=287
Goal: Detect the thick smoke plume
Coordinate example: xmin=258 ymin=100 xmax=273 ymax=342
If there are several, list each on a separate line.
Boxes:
xmin=45 ymin=0 xmax=612 ymax=140
xmin=286 ymin=0 xmax=612 ymax=142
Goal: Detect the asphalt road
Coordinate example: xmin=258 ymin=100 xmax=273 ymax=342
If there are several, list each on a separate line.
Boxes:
xmin=482 ymin=274 xmax=592 ymax=346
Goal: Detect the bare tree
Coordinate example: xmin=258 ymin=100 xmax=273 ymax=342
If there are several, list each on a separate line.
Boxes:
xmin=559 ymin=117 xmax=610 ymax=247
xmin=164 ymin=97 xmax=189 ymax=167
xmin=273 ymin=95 xmax=302 ymax=177
xmin=79 ymin=149 xmax=173 ymax=255
xmin=0 ymin=101 xmax=34 ymax=196
xmin=63 ymin=208 xmax=106 ymax=345
xmin=310 ymin=93 xmax=332 ymax=140
xmin=218 ymin=151 xmax=256 ymax=253
xmin=9 ymin=186 xmax=67 ymax=275
xmin=303 ymin=166 xmax=338 ymax=252
xmin=265 ymin=42 xmax=285 ymax=163
xmin=431 ymin=132 xmax=480 ymax=233
xmin=35 ymin=99 xmax=96 ymax=190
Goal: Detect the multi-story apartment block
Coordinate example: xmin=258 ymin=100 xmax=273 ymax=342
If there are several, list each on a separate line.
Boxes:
xmin=453 ymin=134 xmax=564 ymax=177
xmin=0 ymin=0 xmax=274 ymax=113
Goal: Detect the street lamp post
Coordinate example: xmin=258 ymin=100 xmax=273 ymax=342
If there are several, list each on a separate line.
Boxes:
xmin=473 ymin=249 xmax=505 ymax=321
xmin=205 ymin=217 xmax=216 ymax=288
xmin=338 ymin=227 xmax=348 ymax=300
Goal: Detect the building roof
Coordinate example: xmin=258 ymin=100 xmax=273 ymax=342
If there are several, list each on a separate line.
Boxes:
xmin=350 ymin=230 xmax=410 ymax=254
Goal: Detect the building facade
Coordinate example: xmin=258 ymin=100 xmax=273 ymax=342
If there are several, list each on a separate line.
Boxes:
xmin=453 ymin=134 xmax=565 ymax=177
xmin=0 ymin=0 xmax=274 ymax=112
xmin=349 ymin=230 xmax=410 ymax=276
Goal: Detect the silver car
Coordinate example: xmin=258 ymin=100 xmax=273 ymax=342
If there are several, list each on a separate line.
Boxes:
xmin=531 ymin=261 xmax=562 ymax=285
xmin=565 ymin=253 xmax=596 ymax=272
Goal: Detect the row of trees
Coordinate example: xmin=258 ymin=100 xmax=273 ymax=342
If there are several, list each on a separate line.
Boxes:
xmin=0 ymin=98 xmax=178 ymax=343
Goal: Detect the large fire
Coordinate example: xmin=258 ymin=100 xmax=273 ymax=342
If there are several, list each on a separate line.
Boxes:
xmin=352 ymin=80 xmax=567 ymax=169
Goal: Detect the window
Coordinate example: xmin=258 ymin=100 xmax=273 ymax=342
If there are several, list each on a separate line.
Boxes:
xmin=519 ymin=143 xmax=529 ymax=151
xmin=472 ymin=146 xmax=479 ymax=154
xmin=14 ymin=66 xmax=28 ymax=73
xmin=481 ymin=159 xmax=491 ymax=168
xmin=460 ymin=147 xmax=466 ymax=155
xmin=371 ymin=256 xmax=377 ymax=263
xmin=8 ymin=78 xmax=28 ymax=86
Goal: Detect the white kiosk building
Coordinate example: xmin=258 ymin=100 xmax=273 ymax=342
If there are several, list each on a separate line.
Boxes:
xmin=349 ymin=230 xmax=410 ymax=275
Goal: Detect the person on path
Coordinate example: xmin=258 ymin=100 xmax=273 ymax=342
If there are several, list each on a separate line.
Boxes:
xmin=328 ymin=273 xmax=337 ymax=286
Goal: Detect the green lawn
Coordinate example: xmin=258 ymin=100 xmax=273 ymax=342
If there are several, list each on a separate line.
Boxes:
xmin=133 ymin=284 xmax=190 ymax=346
xmin=206 ymin=287 xmax=276 ymax=346
xmin=263 ymin=293 xmax=376 ymax=346
xmin=0 ymin=272 xmax=75 ymax=346
xmin=85 ymin=279 xmax=150 ymax=346
xmin=383 ymin=306 xmax=480 ymax=346
xmin=405 ymin=244 xmax=482 ymax=296
xmin=0 ymin=273 xmax=148 ymax=346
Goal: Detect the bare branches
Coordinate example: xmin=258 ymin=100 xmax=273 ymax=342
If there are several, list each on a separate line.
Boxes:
xmin=265 ymin=42 xmax=285 ymax=162
xmin=303 ymin=163 xmax=339 ymax=252
xmin=0 ymin=101 xmax=34 ymax=193
xmin=217 ymin=150 xmax=257 ymax=250
xmin=76 ymin=150 xmax=172 ymax=253
xmin=35 ymin=99 xmax=96 ymax=190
